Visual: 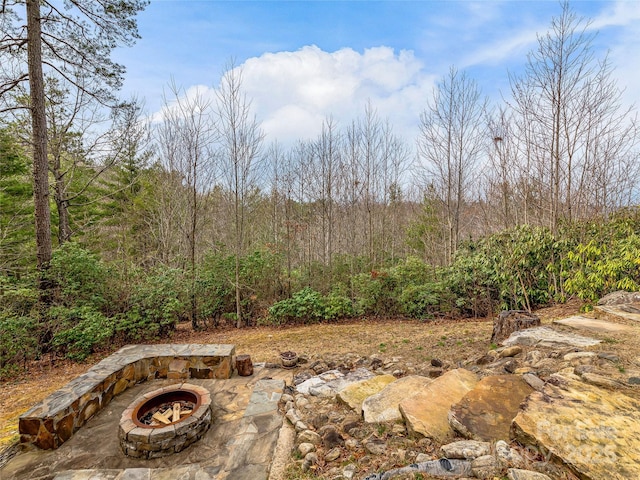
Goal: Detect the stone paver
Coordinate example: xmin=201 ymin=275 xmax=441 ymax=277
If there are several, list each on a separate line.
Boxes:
xmin=554 ymin=316 xmax=634 ymax=333
xmin=337 ymin=374 xmax=397 ymax=415
xmin=502 ymin=326 xmax=601 ymax=348
xmin=594 ymin=304 xmax=640 ymax=323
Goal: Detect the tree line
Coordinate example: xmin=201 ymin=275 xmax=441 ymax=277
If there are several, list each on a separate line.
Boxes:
xmin=1 ymin=2 xmax=640 ymax=374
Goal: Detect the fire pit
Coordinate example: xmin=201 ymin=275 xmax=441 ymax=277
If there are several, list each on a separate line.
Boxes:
xmin=119 ymin=383 xmax=212 ymax=458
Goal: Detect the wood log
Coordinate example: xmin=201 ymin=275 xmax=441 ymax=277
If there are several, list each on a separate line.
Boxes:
xmin=490 ymin=310 xmax=540 ymax=344
xmin=172 ymin=403 xmax=181 ymax=422
xmin=236 ymin=354 xmax=254 ymax=376
xmin=152 ymin=411 xmax=171 ymax=425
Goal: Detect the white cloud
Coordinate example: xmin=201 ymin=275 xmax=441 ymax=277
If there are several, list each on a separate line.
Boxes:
xmin=151 ymin=45 xmax=437 ymax=147
xmin=236 ymin=45 xmax=436 ymax=145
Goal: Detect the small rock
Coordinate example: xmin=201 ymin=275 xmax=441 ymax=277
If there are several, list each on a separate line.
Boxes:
xmin=298 ymin=442 xmax=315 ymax=456
xmin=285 ymin=400 xmax=294 ymax=412
xmin=310 ymin=413 xmax=329 ymax=429
xmin=440 ymin=440 xmax=491 ymax=459
xmin=325 ymin=447 xmax=342 ymax=462
xmin=597 ymin=351 xmax=620 ymax=363
xmin=281 ymin=393 xmax=294 ymax=403
xmin=504 ymin=359 xmax=518 ymax=373
xmin=312 ymin=361 xmax=330 ymax=374
xmin=294 ymin=421 xmax=308 ymax=432
xmin=522 ymin=373 xmax=545 ymax=391
xmin=628 ymin=377 xmax=640 ymax=385
xmin=304 ymin=452 xmax=318 ymax=465
xmin=321 ymin=426 xmax=345 ymax=449
xmin=415 ymin=453 xmax=431 ymax=462
xmin=296 ymin=397 xmax=310 ymax=409
xmin=391 ymin=423 xmax=406 ymax=435
xmin=364 ymin=437 xmax=387 ymax=455
xmin=499 ymin=346 xmax=522 ymax=358
xmin=495 ymin=440 xmax=524 ymax=468
xmin=343 ymin=463 xmax=357 ymax=479
xmin=392 ymin=369 xmax=404 ymax=377
xmin=633 ymin=357 xmax=640 ymax=367
xmin=345 ymin=438 xmax=359 ymax=449
xmin=476 ymin=351 xmax=498 ymax=365
xmin=507 ymin=468 xmax=552 ymax=480
xmin=293 ymin=372 xmax=314 ymax=385
xmin=286 ymin=409 xmax=302 ymax=425
xmin=471 ymin=454 xmax=501 ymax=479
xmin=431 ymin=358 xmax=444 ymax=367
xmin=563 ymin=351 xmax=596 ymax=361
xmin=524 ymin=350 xmax=544 ymax=365
xmin=297 ymin=430 xmax=322 ymax=446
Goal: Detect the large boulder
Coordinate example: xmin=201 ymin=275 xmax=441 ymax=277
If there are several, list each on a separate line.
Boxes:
xmin=337 ymin=374 xmax=397 ymax=415
xmin=502 ymin=326 xmax=601 ymax=349
xmin=512 ymin=374 xmax=640 ymax=480
xmin=449 ymin=375 xmax=533 ymax=442
xmin=362 ymin=375 xmax=432 ymax=423
xmin=399 ymin=368 xmax=478 ymax=441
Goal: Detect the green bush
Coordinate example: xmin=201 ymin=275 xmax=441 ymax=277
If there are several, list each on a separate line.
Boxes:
xmin=399 ymin=283 xmax=444 ymax=319
xmin=0 ymin=313 xmax=37 ymax=378
xmin=50 ymin=306 xmax=112 ymax=361
xmin=116 ymin=267 xmax=184 ymax=340
xmin=268 ymin=287 xmax=327 ymax=324
xmin=351 ymin=270 xmax=399 ymax=316
xmin=48 ymin=242 xmax=111 ymax=309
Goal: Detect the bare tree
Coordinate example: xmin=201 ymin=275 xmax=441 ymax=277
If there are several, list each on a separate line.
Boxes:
xmin=417 ymin=66 xmax=488 ymax=263
xmin=215 ymin=63 xmax=264 ymax=328
xmin=156 ymin=82 xmax=217 ymax=329
xmin=508 ymin=1 xmax=638 ymax=229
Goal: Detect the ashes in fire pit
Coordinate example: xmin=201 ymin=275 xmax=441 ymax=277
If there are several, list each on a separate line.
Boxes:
xmin=119 ymin=383 xmax=212 ymax=459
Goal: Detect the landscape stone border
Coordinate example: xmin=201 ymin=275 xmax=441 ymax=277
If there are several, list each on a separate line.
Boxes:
xmin=19 ymin=344 xmax=235 ymax=450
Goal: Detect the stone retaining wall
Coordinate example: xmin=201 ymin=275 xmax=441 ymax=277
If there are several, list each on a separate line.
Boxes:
xmin=19 ymin=344 xmax=235 ymax=450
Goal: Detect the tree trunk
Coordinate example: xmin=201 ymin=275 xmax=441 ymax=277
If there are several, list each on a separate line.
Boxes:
xmin=27 ymin=0 xmax=53 ymax=297
xmin=54 ymin=174 xmax=72 ymax=244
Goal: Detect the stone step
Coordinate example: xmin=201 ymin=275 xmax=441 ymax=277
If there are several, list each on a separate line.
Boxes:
xmin=553 ymin=315 xmax=635 ymax=333
xmin=594 ymin=304 xmax=640 ymax=323
xmin=502 ymin=326 xmax=601 ymax=348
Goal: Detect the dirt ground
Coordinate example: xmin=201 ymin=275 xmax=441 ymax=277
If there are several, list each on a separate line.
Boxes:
xmin=3 ymin=300 xmax=637 ymax=454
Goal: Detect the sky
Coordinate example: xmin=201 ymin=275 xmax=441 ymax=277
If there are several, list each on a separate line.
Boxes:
xmin=113 ymin=0 xmax=640 ymax=146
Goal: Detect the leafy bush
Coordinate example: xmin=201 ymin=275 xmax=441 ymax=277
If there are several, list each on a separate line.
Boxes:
xmin=351 ymin=270 xmax=399 ymax=316
xmin=268 ymin=287 xmax=327 ymax=324
xmin=399 ymin=283 xmax=444 ymax=319
xmin=116 ymin=267 xmax=184 ymax=340
xmin=48 ymin=242 xmax=110 ymax=308
xmin=50 ymin=306 xmax=112 ymax=361
xmin=0 ymin=313 xmax=37 ymax=378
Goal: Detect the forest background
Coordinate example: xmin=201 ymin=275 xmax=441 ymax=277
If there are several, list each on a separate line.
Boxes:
xmin=1 ymin=1 xmax=640 ymax=378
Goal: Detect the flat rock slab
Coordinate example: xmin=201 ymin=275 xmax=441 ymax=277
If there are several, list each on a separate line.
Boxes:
xmin=399 ymin=369 xmax=478 ymax=441
xmin=594 ymin=304 xmax=640 ymax=323
xmin=449 ymin=375 xmax=533 ymax=442
xmin=362 ymin=375 xmax=432 ymax=423
xmin=337 ymin=374 xmax=397 ymax=415
xmin=554 ymin=316 xmax=634 ymax=333
xmin=295 ymin=368 xmax=375 ymax=397
xmin=502 ymin=326 xmax=601 ymax=348
xmin=512 ymin=374 xmax=640 ymax=480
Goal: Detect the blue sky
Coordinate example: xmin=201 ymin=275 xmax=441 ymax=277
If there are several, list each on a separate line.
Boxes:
xmin=113 ymin=1 xmax=640 ymax=145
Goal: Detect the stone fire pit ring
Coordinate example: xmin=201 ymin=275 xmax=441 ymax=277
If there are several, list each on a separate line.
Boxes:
xmin=119 ymin=383 xmax=212 ymax=459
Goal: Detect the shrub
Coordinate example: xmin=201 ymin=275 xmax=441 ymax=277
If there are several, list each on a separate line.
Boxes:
xmin=0 ymin=313 xmax=37 ymax=378
xmin=50 ymin=306 xmax=112 ymax=361
xmin=268 ymin=287 xmax=327 ymax=324
xmin=116 ymin=267 xmax=184 ymax=340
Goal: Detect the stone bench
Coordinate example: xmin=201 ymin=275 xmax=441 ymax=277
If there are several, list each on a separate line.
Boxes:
xmin=19 ymin=344 xmax=235 ymax=450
